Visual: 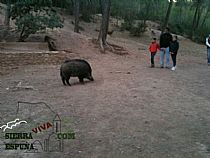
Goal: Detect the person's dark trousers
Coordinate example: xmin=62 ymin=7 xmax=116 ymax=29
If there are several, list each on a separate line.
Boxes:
xmin=151 ymin=52 xmax=156 ymax=67
xmin=207 ymin=48 xmax=210 ymax=65
xmin=171 ymin=53 xmax=177 ymax=67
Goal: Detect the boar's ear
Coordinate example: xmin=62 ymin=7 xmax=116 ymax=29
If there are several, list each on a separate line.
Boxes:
xmin=64 ymin=59 xmax=71 ymax=63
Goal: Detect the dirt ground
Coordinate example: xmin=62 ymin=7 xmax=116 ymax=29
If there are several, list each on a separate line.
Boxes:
xmin=0 ymin=16 xmax=210 ymax=158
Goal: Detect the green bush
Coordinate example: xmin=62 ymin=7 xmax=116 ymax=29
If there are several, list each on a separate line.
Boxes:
xmin=80 ymin=0 xmax=100 ymax=23
xmin=120 ymin=20 xmax=133 ymax=31
xmin=130 ymin=22 xmax=147 ymax=37
xmin=11 ymin=0 xmax=63 ymax=41
xmin=80 ymin=13 xmax=92 ymax=23
xmin=192 ymin=26 xmax=209 ymax=43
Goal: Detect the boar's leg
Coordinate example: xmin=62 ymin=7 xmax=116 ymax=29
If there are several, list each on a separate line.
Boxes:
xmin=87 ymin=76 xmax=94 ymax=81
xmin=78 ymin=76 xmax=84 ymax=84
xmin=61 ymin=76 xmax=66 ymax=85
xmin=66 ymin=76 xmax=71 ymax=86
xmin=87 ymin=73 xmax=94 ymax=81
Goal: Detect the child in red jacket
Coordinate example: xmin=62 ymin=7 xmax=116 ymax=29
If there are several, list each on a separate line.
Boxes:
xmin=149 ymin=38 xmax=160 ymax=67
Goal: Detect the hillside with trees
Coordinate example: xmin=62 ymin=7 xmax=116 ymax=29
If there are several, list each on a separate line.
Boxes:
xmin=0 ymin=0 xmax=210 ymax=43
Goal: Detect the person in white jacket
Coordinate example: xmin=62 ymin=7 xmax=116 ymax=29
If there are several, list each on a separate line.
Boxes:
xmin=206 ymin=34 xmax=210 ymax=65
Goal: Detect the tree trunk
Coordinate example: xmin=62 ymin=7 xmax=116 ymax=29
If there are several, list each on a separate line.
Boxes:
xmin=4 ymin=0 xmax=11 ymax=29
xmin=98 ymin=0 xmax=111 ymax=52
xmin=201 ymin=5 xmax=210 ymax=28
xmin=162 ymin=0 xmax=173 ymax=32
xmin=190 ymin=4 xmax=199 ymax=39
xmin=178 ymin=5 xmax=183 ymax=24
xmin=18 ymin=25 xmax=29 ymax=42
xmin=74 ymin=0 xmax=80 ymax=33
xmin=195 ymin=7 xmax=202 ymax=29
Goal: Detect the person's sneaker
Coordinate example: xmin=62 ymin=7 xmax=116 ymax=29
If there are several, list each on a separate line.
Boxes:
xmin=160 ymin=65 xmax=164 ymax=68
xmin=208 ymin=63 xmax=210 ymax=66
xmin=151 ymin=64 xmax=155 ymax=68
xmin=171 ymin=67 xmax=176 ymax=71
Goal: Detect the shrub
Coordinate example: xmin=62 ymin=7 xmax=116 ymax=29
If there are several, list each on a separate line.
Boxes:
xmin=11 ymin=0 xmax=63 ymax=41
xmin=130 ymin=21 xmax=147 ymax=37
xmin=120 ymin=20 xmax=133 ymax=31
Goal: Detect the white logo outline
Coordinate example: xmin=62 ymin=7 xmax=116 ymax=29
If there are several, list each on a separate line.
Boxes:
xmin=0 ymin=118 xmax=27 ymax=132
